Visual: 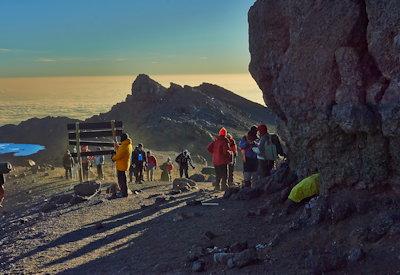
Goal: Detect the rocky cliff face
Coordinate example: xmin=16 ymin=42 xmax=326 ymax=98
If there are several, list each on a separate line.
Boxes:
xmin=248 ymin=0 xmax=400 ymax=193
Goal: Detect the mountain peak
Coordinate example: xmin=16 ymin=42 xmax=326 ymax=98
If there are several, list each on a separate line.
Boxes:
xmin=131 ymin=74 xmax=166 ymax=95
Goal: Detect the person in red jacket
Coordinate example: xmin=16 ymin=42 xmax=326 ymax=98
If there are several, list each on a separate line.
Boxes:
xmin=207 ymin=127 xmax=232 ymax=191
xmin=146 ymin=151 xmax=157 ymax=181
xmin=227 ymin=134 xmax=238 ymax=186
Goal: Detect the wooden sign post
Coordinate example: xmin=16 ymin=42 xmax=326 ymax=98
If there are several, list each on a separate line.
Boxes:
xmin=67 ymin=121 xmax=123 ymax=183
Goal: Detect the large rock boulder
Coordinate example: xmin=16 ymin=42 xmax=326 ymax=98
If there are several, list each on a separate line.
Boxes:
xmin=74 ymin=181 xmax=101 ymax=197
xmin=189 ymin=174 xmax=206 ymax=182
xmin=172 ymin=178 xmax=197 ymax=192
xmin=249 ymin=0 xmax=400 ymax=193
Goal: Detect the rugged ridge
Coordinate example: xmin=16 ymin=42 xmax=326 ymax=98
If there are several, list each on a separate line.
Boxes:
xmin=0 ymin=75 xmax=275 ymax=163
xmin=248 ymin=0 xmax=400 ymax=193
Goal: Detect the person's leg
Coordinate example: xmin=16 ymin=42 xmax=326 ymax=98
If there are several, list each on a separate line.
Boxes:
xmin=138 ymin=164 xmax=144 ymax=182
xmin=179 ymin=166 xmax=184 ymax=178
xmin=68 ymin=168 xmax=72 ymax=179
xmin=214 ymin=165 xmax=222 ymax=190
xmin=146 ymin=168 xmax=150 ymax=181
xmin=118 ymin=170 xmax=128 ymax=197
xmin=0 ymin=185 xmax=4 ymax=207
xmin=150 ymin=168 xmax=154 ymax=181
xmin=100 ymin=165 xmax=104 ymax=179
xmin=65 ymin=168 xmax=68 ymax=179
xmin=220 ymin=165 xmax=228 ymax=190
xmin=184 ymin=167 xmax=189 ymax=178
xmin=228 ymin=164 xmax=234 ymax=186
xmin=243 ymin=172 xmax=251 ymax=188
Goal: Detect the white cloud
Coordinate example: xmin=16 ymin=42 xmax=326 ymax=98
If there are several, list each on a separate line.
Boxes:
xmin=200 ymin=56 xmax=208 ymax=60
xmin=36 ymin=58 xmax=57 ymax=63
xmin=115 ymin=58 xmax=127 ymax=62
xmin=0 ymin=48 xmax=11 ymax=53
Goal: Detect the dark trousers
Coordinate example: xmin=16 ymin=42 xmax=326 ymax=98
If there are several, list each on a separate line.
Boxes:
xmin=65 ymin=167 xmax=72 ymax=179
xmin=214 ymin=164 xmax=228 ymax=190
xmin=179 ymin=165 xmax=189 ymax=178
xmin=258 ymin=159 xmax=274 ymax=178
xmin=97 ymin=165 xmax=104 ymax=179
xmin=117 ymin=170 xmax=128 ymax=197
xmin=82 ymin=163 xmax=89 ymax=181
xmin=228 ymin=163 xmax=235 ymax=185
xmin=134 ymin=163 xmax=144 ymax=183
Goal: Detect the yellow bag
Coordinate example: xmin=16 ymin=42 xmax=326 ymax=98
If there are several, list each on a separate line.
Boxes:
xmin=288 ymin=173 xmax=320 ymax=203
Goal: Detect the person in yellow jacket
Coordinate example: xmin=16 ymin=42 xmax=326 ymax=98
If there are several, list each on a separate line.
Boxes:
xmin=112 ymin=133 xmax=133 ymax=197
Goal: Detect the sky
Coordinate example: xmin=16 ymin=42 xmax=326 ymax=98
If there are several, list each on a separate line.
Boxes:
xmin=0 ymin=0 xmax=255 ymax=77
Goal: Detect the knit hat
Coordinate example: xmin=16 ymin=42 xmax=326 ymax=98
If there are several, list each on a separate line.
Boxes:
xmin=219 ymin=127 xmax=227 ymax=137
xmin=120 ymin=133 xmax=129 ymax=142
xmin=257 ymin=124 xmax=268 ymax=136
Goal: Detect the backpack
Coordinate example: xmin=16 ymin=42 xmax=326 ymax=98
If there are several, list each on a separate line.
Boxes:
xmin=138 ymin=152 xmax=143 ymax=162
xmin=264 ymin=136 xmax=278 ymax=161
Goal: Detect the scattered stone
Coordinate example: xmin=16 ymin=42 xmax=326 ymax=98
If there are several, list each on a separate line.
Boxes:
xmin=172 ymin=178 xmax=196 ymax=192
xmin=74 ymin=181 xmax=101 ymax=197
xmin=70 ymin=196 xmax=88 ymax=205
xmin=201 ymin=167 xmax=215 ymax=175
xmin=204 ymin=231 xmax=217 ymax=240
xmin=235 ymin=187 xmax=263 ymax=201
xmin=228 ymin=248 xmax=258 ymax=269
xmin=189 ymin=174 xmax=206 ymax=182
xmin=170 ymin=189 xmax=182 ymax=195
xmin=173 ymin=213 xmax=186 ymax=222
xmin=95 ymin=222 xmax=104 ymax=230
xmin=154 ymin=197 xmax=167 ymax=204
xmin=223 ymin=187 xmax=240 ymax=199
xmin=186 ymin=199 xmax=202 ymax=206
xmin=133 ymin=190 xmax=141 ymax=195
xmin=213 ymin=252 xmax=234 ymax=265
xmin=19 ymin=218 xmax=28 ymax=224
xmin=347 ymin=247 xmax=364 ymax=263
xmin=229 ymin=241 xmax=248 ymax=253
xmin=187 ymin=245 xmax=204 ymax=262
xmin=40 ymin=202 xmax=57 ymax=213
xmin=330 ymin=199 xmax=353 ymax=224
xmin=191 ymin=259 xmax=205 ymax=272
xmin=50 ymin=193 xmax=74 ymax=205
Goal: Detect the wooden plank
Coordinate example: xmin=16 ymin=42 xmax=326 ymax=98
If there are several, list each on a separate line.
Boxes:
xmin=67 ymin=121 xmax=123 ymax=131
xmin=68 ymin=129 xmax=123 ymax=139
xmin=69 ymin=140 xmax=115 ymax=147
xmin=71 ymin=150 xmax=115 ymax=157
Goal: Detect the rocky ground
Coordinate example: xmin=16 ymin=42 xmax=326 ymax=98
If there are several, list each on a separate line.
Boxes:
xmin=1 ymin=163 xmax=400 ymax=274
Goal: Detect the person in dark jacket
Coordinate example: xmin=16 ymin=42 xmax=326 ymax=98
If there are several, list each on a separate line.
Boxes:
xmin=227 ymin=134 xmax=237 ymax=187
xmin=253 ymin=124 xmax=284 ymax=178
xmin=62 ymin=150 xmax=75 ymax=180
xmin=207 ymin=128 xmax=232 ymax=191
xmin=175 ymin=150 xmax=195 ymax=178
xmin=130 ymin=143 xmax=147 ymax=183
xmin=239 ymin=132 xmax=259 ymax=187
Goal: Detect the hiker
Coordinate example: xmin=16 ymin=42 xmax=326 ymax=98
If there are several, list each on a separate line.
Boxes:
xmin=227 ymin=134 xmax=238 ymax=187
xmin=175 ymin=150 xmax=195 ymax=178
xmin=131 ymin=143 xmax=147 ymax=183
xmin=112 ymin=133 xmax=133 ymax=197
xmin=247 ymin=125 xmax=258 ymax=143
xmin=286 ymin=173 xmax=320 ymax=213
xmin=253 ymin=124 xmax=282 ymax=178
xmin=81 ymin=146 xmax=93 ymax=181
xmin=94 ymin=147 xmax=105 ymax=180
xmin=62 ymin=150 xmax=75 ymax=180
xmin=239 ymin=133 xmax=258 ymax=187
xmin=72 ymin=146 xmax=78 ymax=179
xmin=207 ymin=128 xmax=232 ymax=191
xmin=160 ymin=157 xmax=174 ymax=182
xmin=146 ymin=151 xmax=157 ymax=181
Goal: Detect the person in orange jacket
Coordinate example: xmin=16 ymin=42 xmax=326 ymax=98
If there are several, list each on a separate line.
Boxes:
xmin=227 ymin=134 xmax=238 ymax=186
xmin=112 ymin=133 xmax=133 ymax=197
xmin=207 ymin=127 xmax=233 ymax=191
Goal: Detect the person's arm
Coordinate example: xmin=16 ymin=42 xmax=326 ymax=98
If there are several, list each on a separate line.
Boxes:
xmin=188 ymin=155 xmax=195 ymax=168
xmin=112 ymin=147 xmax=123 ymax=161
xmin=207 ymin=142 xmax=214 ymax=154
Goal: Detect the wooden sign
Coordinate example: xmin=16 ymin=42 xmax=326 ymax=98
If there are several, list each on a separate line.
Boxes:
xmin=67 ymin=120 xmax=123 ymax=182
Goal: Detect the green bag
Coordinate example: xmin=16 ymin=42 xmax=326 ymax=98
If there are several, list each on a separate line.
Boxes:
xmin=264 ymin=136 xmax=278 ymax=161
